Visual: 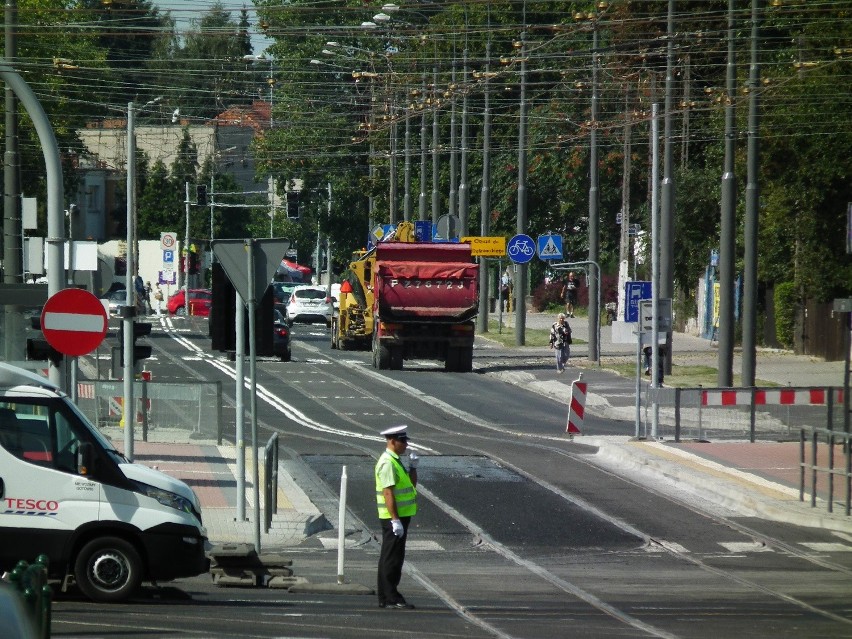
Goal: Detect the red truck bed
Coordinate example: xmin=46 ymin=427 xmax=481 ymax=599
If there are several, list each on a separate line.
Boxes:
xmin=374 ymin=243 xmax=479 ymax=322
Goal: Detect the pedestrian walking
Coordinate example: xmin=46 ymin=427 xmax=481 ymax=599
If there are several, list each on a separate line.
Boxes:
xmin=549 ymin=313 xmax=572 ymax=373
xmin=375 ymin=425 xmax=418 ymax=610
xmin=144 ymin=281 xmax=153 ymax=315
xmin=153 ymin=283 xmax=164 ymax=316
xmin=561 ymin=272 xmax=578 ymax=317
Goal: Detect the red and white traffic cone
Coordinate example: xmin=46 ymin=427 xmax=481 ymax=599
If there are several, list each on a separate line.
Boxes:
xmin=566 ymin=373 xmax=586 ymax=437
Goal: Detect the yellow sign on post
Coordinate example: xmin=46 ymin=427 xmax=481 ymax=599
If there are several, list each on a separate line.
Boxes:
xmin=460 ymin=236 xmax=507 ymax=257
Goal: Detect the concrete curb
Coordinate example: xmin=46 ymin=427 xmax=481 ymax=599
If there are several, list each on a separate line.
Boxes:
xmin=586 ymin=436 xmax=852 ymax=534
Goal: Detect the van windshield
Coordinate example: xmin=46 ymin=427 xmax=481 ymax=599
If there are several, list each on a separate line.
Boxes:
xmin=0 ymin=397 xmax=124 ymax=470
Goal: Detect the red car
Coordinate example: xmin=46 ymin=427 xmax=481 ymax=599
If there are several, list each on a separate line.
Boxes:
xmin=167 ymin=288 xmax=212 ymax=316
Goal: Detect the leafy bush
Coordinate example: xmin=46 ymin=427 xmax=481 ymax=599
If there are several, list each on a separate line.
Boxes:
xmin=774 ymin=281 xmax=797 ymax=348
xmin=531 ymin=272 xmax=620 ymax=313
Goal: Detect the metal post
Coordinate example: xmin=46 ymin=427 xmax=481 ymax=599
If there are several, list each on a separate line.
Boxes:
xmin=448 ymin=58 xmax=457 ymax=218
xmin=235 ymin=289 xmax=245 ymax=522
xmin=515 ymin=32 xmax=528 ymax=347
xmin=431 ymin=66 xmax=440 ymax=225
xmin=337 ymin=465 xmax=348 ymax=585
xmin=588 ymin=20 xmax=600 ymax=363
xmin=419 ymin=72 xmax=428 ymax=221
xmin=403 ymin=102 xmax=412 ymax=222
xmin=123 ymin=102 xmax=136 ymax=461
xmin=742 ymin=0 xmax=762 ymax=386
xmin=0 ymin=63 xmax=64 ymax=385
xmin=718 ymin=0 xmax=737 ymax=387
xmin=247 ymin=240 xmax=260 ymax=552
xmin=661 ymin=0 xmax=675 ymax=375
xmin=651 ymin=104 xmax=660 ymax=440
xmin=390 ymin=107 xmax=398 ymax=224
xmin=184 ymin=181 xmax=190 ymax=302
xmin=458 ymin=48 xmax=469 ymax=237
xmin=477 ymin=40 xmax=492 ymax=334
xmin=635 ymin=331 xmax=642 ymax=438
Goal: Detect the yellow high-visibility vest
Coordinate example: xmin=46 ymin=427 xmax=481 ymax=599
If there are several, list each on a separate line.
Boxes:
xmin=375 ymin=451 xmax=417 ymax=519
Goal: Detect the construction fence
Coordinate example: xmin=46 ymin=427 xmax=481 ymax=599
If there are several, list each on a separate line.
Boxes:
xmin=76 ymin=379 xmax=223 ymax=443
xmin=642 ymin=386 xmax=846 ymax=442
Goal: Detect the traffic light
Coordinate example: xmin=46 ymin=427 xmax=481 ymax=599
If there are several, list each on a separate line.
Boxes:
xmin=26 ymin=338 xmax=63 ymax=366
xmin=197 ymin=184 xmax=208 ymax=206
xmin=286 ymin=191 xmax=299 ymax=219
xmin=120 ymin=322 xmax=153 ymax=365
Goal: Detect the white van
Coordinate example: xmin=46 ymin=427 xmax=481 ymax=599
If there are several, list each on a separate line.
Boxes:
xmin=0 ymin=363 xmax=208 ymax=602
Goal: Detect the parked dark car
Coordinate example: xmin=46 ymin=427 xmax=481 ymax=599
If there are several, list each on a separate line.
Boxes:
xmin=273 ymin=308 xmax=292 ymax=362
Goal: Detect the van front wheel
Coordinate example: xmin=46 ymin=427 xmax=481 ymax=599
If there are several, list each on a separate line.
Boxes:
xmin=74 ymin=537 xmax=142 ymax=602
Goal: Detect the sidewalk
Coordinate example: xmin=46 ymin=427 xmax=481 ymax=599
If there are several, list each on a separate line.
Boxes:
xmin=116 ymin=311 xmax=852 ymax=550
xmin=481 ymin=311 xmax=852 ymax=534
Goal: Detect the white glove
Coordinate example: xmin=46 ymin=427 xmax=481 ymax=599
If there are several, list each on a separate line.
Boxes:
xmin=391 ymin=519 xmax=404 ymax=537
xmin=408 ymin=450 xmax=419 ymax=469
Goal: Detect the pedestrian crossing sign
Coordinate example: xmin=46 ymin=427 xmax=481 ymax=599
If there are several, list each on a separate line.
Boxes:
xmin=537 ymin=234 xmax=563 ymax=261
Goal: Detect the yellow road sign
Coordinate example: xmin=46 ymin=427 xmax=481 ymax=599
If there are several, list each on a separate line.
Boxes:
xmin=460 ymin=236 xmax=506 ymax=257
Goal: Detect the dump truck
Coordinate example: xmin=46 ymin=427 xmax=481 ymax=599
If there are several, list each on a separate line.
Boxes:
xmin=331 ymin=223 xmax=479 ymax=372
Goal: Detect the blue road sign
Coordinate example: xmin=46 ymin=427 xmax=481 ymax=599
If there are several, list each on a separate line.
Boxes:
xmin=625 ymin=281 xmax=651 ymax=322
xmin=537 ymin=234 xmax=563 ymax=261
xmin=414 ymin=220 xmax=433 ymax=242
xmin=507 ymin=234 xmax=536 ymax=264
xmin=163 ymin=250 xmax=175 ymax=263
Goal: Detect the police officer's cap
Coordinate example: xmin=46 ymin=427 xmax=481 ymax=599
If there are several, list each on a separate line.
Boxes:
xmin=381 ymin=425 xmax=409 ymax=440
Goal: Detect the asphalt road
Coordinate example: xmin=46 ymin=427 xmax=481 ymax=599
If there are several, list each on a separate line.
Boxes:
xmin=52 ymin=316 xmax=852 ymax=638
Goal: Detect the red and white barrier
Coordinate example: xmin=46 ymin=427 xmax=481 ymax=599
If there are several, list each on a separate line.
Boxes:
xmin=566 ymin=375 xmax=586 ymax=436
xmin=701 ymin=388 xmax=844 ymax=407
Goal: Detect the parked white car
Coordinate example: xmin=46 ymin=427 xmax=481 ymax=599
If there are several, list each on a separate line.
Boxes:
xmin=285 ymin=285 xmax=334 ymax=328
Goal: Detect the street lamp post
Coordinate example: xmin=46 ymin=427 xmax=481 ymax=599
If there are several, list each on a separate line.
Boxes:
xmin=124 ymin=96 xmax=160 ymax=462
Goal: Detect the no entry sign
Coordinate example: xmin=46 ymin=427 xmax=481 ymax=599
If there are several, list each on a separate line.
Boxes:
xmin=41 ymin=288 xmax=108 ymax=356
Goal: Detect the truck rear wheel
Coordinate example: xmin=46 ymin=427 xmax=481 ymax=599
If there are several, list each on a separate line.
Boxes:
xmin=74 ymin=536 xmax=142 ymax=602
xmin=445 ymin=347 xmax=459 ymax=372
xmin=390 ymin=347 xmax=403 ymax=370
xmin=458 ymin=346 xmax=473 ymax=373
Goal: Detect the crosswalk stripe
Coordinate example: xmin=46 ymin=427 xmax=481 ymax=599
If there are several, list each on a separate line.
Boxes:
xmin=799 ymin=542 xmax=852 ymax=553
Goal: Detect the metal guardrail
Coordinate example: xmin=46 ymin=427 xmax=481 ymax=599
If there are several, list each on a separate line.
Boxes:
xmin=644 ymin=386 xmax=845 ymax=442
xmin=263 ymin=433 xmax=279 ymax=533
xmin=800 ymin=427 xmax=852 ymax=516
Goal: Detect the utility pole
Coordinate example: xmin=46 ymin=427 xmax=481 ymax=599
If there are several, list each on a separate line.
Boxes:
xmin=718 ymin=0 xmax=737 ymax=387
xmin=661 ymin=0 xmax=676 ymax=375
xmin=448 ymin=56 xmax=458 ymax=219
xmin=587 ymin=18 xmax=600 ymax=362
xmin=617 ymin=88 xmax=632 ymax=320
xmin=403 ymin=101 xmax=412 ymax=222
xmin=4 ymin=0 xmax=23 ymax=362
xmin=477 ymin=39 xmax=492 ymax=335
xmin=124 ymin=102 xmax=138 ymax=461
xmin=418 ymin=71 xmax=428 ymax=221
xmin=515 ymin=31 xmax=528 ymax=347
xmin=742 ymin=0 xmax=761 ymax=386
xmin=431 ymin=66 xmax=440 ymax=225
xmin=458 ymin=48 xmax=470 ymax=237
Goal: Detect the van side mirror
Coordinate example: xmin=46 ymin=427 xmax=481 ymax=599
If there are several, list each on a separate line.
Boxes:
xmin=78 ymin=442 xmax=95 ymax=475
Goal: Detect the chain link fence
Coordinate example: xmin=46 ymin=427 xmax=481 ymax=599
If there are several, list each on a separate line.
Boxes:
xmin=77 ymin=379 xmax=223 ymax=443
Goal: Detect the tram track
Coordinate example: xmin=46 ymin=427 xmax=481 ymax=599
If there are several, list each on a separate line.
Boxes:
xmin=150 ymin=322 xmax=852 ymax=637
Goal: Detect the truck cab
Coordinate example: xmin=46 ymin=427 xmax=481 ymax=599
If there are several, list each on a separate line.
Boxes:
xmin=0 ymin=363 xmax=208 ymax=602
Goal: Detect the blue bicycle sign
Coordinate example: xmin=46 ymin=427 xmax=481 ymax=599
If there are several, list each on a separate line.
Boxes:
xmin=507 ymin=234 xmax=535 ymax=264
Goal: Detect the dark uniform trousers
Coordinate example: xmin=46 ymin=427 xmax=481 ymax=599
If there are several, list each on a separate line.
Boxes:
xmin=377 ymin=516 xmax=411 ymax=605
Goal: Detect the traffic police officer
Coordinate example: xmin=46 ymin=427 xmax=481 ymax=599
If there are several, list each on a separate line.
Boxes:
xmin=375 ymin=425 xmax=418 ymax=609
